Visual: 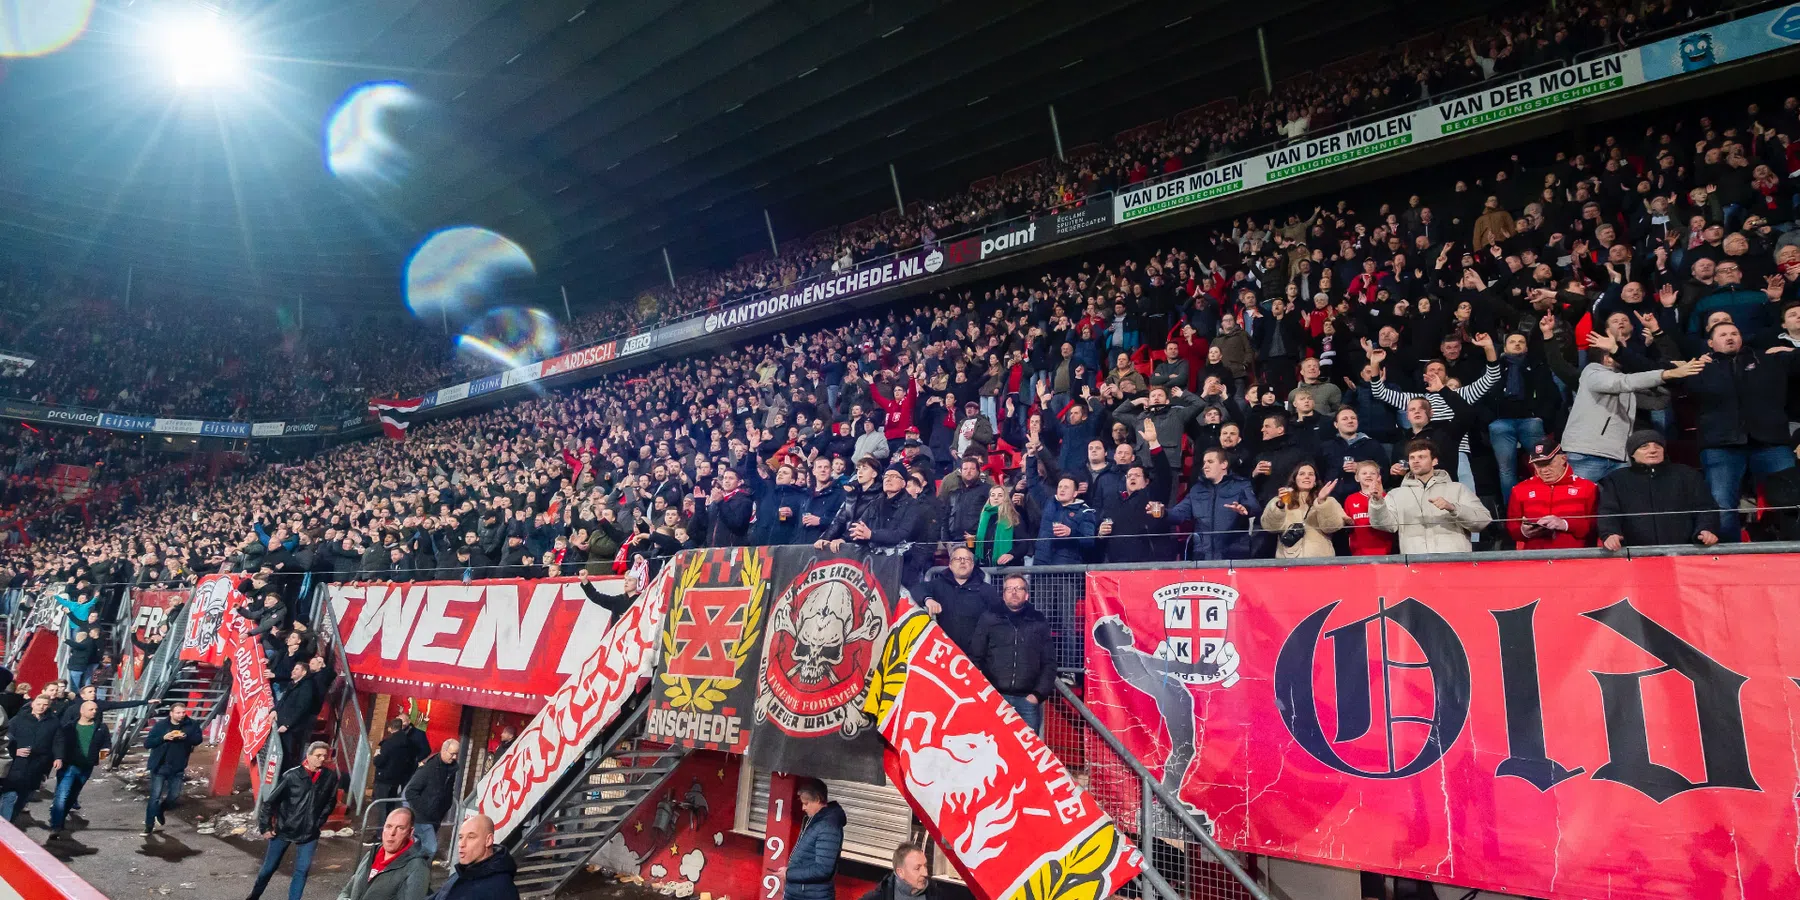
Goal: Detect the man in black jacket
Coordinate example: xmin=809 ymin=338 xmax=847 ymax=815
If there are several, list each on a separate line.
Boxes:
xmin=403 ymin=739 xmax=461 ymax=859
xmin=700 ymin=469 xmax=755 ymax=548
xmin=796 ymin=458 xmax=847 ymax=546
xmin=855 ymin=843 xmax=940 ymax=900
xmin=144 ymin=704 xmax=204 ymax=834
xmin=1098 ymin=421 xmax=1175 ymax=563
xmin=938 ymin=456 xmax=992 ymax=545
xmin=372 ymin=716 xmax=429 ymax=802
xmin=47 ymin=699 xmax=110 ymax=837
xmin=969 ymin=575 xmax=1055 ymax=735
xmin=1679 ymin=324 xmax=1799 ymax=540
xmin=275 ymin=657 xmax=336 ymax=775
xmin=576 ymin=569 xmax=638 ymax=617
xmin=838 ymin=467 xmax=927 ymax=585
xmin=0 ymin=694 xmax=56 ymax=821
xmin=1597 ymin=431 xmax=1721 ymax=550
xmin=917 ymin=548 xmax=997 ymax=652
xmin=249 ymin=741 xmax=340 ymax=900
xmin=429 ymin=813 xmax=519 ymax=900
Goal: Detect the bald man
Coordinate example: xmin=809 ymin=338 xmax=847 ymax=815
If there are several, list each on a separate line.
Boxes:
xmin=340 ymin=807 xmax=429 ymax=900
xmin=426 ymin=813 xmax=519 ymax=900
xmin=402 ymin=739 xmax=460 ymax=858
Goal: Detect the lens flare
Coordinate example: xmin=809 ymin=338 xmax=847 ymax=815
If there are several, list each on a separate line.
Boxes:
xmin=0 ymin=0 xmax=95 ymax=57
xmin=326 ymin=81 xmax=419 ymax=182
xmin=455 ymin=307 xmax=561 ymax=371
xmin=404 ymin=227 xmax=535 ymax=320
xmin=145 ymin=7 xmax=246 ymax=89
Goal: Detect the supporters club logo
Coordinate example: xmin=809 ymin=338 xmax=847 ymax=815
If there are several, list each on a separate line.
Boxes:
xmin=756 ymin=560 xmax=889 ymax=738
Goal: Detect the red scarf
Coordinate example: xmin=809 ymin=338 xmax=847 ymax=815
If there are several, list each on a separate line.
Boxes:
xmin=369 ymin=839 xmax=415 ymax=881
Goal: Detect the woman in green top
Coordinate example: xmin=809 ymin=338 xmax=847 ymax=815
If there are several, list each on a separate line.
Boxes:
xmin=974 ymin=484 xmax=1020 ymax=566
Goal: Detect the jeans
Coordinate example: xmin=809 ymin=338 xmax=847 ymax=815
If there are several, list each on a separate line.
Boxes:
xmin=248 ymin=837 xmax=318 ymax=900
xmin=1566 ymin=452 xmax=1625 ymax=484
xmin=1488 ymin=417 xmax=1546 ymax=501
xmin=67 ymin=667 xmax=90 ymax=694
xmin=1700 ymin=445 xmax=1797 ymax=540
xmin=413 ymin=822 xmax=440 ymax=859
xmin=0 ymin=788 xmax=27 ymax=821
xmin=49 ymin=766 xmax=89 ymax=829
xmin=1001 ymin=693 xmax=1044 ymax=736
xmin=146 ymin=772 xmax=182 ymax=831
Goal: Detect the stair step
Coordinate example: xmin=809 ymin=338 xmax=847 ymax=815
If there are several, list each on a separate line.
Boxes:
xmin=514 ymin=862 xmax=575 ymax=875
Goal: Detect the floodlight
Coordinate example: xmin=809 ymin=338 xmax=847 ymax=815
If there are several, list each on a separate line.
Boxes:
xmin=146 ymin=7 xmax=245 ymax=88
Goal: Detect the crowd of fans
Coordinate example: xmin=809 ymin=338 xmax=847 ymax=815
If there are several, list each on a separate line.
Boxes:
xmin=0 ymin=0 xmax=1753 ymax=422
xmin=0 ymin=79 xmax=1794 ymax=610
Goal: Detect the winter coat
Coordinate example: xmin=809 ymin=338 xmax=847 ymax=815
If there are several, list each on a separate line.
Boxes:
xmin=1022 ymin=460 xmax=1098 ymax=566
xmin=855 ymin=874 xmax=944 ymax=900
xmin=1681 ymin=348 xmax=1799 ymax=449
xmin=403 ymin=753 xmax=458 ymax=825
xmin=341 ymin=840 xmax=431 ymax=900
xmin=145 ymin=715 xmax=206 ymax=776
xmin=1096 ymin=447 xmax=1175 ymax=563
xmin=276 ymin=669 xmax=335 ymax=729
xmin=796 ymin=485 xmax=846 ymax=545
xmin=752 ymin=482 xmax=811 ymax=546
xmin=3 ymin=710 xmax=57 ymax=791
xmin=1260 ymin=495 xmax=1346 ymax=559
xmin=1596 ymin=462 xmax=1720 ymax=546
xmin=1168 ymin=474 xmax=1259 ymax=560
xmin=969 ymin=603 xmax=1056 ymax=699
xmin=1111 ymin=391 xmax=1205 ymax=454
xmin=1248 ymin=433 xmax=1314 ymax=505
xmin=918 ymin=569 xmax=998 ymax=652
xmin=258 ymin=764 xmax=341 ymax=843
xmin=52 ymin=718 xmax=111 ymax=772
xmin=940 ymin=478 xmax=993 ymax=545
xmin=1368 ymin=470 xmax=1493 ymax=554
xmin=429 ymin=845 xmax=519 ymax=900
xmin=373 ymin=727 xmax=430 ymax=786
xmin=784 ymin=802 xmax=847 ymax=900
xmin=1505 ymin=469 xmax=1599 ymax=549
xmin=700 ymin=489 xmax=755 ymax=548
xmin=1316 ymin=433 xmax=1389 ymax=503
xmin=1557 ymin=363 xmax=1666 ymax=462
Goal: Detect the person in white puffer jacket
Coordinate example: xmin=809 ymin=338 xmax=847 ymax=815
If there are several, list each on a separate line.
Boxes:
xmin=1368 ymin=438 xmax=1493 ymax=554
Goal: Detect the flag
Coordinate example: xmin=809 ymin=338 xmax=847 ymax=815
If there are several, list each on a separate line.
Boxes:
xmin=368 ymin=396 xmax=424 ymax=440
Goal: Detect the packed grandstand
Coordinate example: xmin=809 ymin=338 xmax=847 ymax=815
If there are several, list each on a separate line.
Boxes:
xmin=0 ymin=0 xmax=1798 ymax=897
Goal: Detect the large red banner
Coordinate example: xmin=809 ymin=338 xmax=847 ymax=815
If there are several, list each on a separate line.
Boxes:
xmin=1084 ymin=555 xmax=1800 ymax=899
xmin=473 ymin=561 xmax=667 ymax=843
xmin=326 ymin=574 xmax=635 ymax=714
xmin=867 ymin=608 xmax=1142 ymax=900
xmin=221 ymin=610 xmax=276 ymax=756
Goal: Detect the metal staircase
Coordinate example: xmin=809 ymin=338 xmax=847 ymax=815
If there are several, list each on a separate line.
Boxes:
xmin=110 ymin=660 xmax=229 ymax=767
xmin=497 ymin=696 xmax=688 ymax=899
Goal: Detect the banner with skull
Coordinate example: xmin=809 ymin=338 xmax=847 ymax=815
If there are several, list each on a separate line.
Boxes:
xmin=748 ymin=547 xmax=904 ymax=784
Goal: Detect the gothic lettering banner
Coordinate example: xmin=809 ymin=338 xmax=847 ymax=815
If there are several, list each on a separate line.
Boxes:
xmin=748 ymin=547 xmax=902 ymax=783
xmin=867 ymin=608 xmax=1142 ymax=900
xmin=644 ymin=548 xmax=773 ymax=753
xmin=1083 ymin=555 xmax=1800 ymax=899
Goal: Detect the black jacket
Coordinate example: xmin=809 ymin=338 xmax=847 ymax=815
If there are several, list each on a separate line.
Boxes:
xmin=940 ymin=478 xmax=992 ymax=544
xmin=4 ymin=710 xmax=58 ymax=790
xmin=52 ymin=718 xmax=112 ymax=771
xmin=1683 ymin=348 xmax=1799 ymax=449
xmin=1597 ymin=462 xmax=1721 ymax=546
xmin=1249 ymin=432 xmax=1314 ymax=505
xmin=63 ymin=633 xmax=101 ymax=670
xmin=276 ymin=668 xmax=336 ymax=729
xmin=373 ymin=726 xmax=430 ymax=786
xmin=1097 ymin=447 xmax=1175 ymax=563
xmin=918 ymin=569 xmax=998 ymax=652
xmin=404 ymin=753 xmax=458 ymax=824
xmin=969 ymin=603 xmax=1056 ymax=699
xmin=796 ymin=484 xmax=847 ymax=545
xmin=856 ymin=874 xmax=944 ymax=900
xmin=1759 ymin=466 xmax=1800 ymax=542
xmin=429 ymin=845 xmax=520 ymax=900
xmin=257 ymin=763 xmax=341 ymax=842
xmin=701 ymin=489 xmax=756 ymax=548
xmin=145 ymin=715 xmax=205 ymax=775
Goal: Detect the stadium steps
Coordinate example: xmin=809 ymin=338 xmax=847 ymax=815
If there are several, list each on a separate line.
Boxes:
xmin=507 ymin=697 xmax=687 ymax=899
xmin=110 ymin=661 xmax=228 ymax=768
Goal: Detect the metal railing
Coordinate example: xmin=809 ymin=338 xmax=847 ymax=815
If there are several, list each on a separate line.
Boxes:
xmin=110 ymin=594 xmax=197 ymax=761
xmin=306 ymin=582 xmax=373 ymax=820
xmin=1051 ymin=681 xmax=1271 ymax=900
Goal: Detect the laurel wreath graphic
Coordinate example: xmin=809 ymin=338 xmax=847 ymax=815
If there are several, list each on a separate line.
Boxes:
xmin=1008 ymin=823 xmax=1129 ymax=900
xmin=862 ymin=607 xmax=932 ymax=726
xmin=660 ymin=549 xmax=769 ymax=714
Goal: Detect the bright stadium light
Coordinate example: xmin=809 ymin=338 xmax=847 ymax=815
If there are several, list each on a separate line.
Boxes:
xmin=145 ymin=6 xmax=245 ymax=88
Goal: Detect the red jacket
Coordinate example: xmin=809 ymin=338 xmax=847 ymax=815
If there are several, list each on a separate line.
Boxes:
xmin=1506 ymin=467 xmax=1598 ymax=549
xmin=1341 ymin=492 xmax=1398 ymax=556
xmin=871 ymin=377 xmax=917 ymax=440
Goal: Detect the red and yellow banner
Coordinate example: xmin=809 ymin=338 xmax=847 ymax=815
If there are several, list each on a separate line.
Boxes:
xmin=1084 ymin=555 xmax=1800 ymax=900
xmin=867 ymin=608 xmax=1141 ymax=900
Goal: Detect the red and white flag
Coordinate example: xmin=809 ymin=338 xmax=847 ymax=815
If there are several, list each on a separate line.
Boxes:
xmin=368 ymin=396 xmax=425 ymax=440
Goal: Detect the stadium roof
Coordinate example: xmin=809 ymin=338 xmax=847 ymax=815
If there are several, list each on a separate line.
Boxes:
xmin=0 ymin=0 xmax=1500 ymax=304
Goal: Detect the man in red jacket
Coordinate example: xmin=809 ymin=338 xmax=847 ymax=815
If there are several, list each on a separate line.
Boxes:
xmin=1506 ymin=443 xmax=1598 ymax=549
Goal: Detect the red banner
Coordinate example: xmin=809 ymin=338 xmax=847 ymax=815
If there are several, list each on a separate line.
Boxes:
xmin=221 ymin=611 xmax=276 ymax=756
xmin=473 ymin=561 xmax=667 ymax=843
xmin=866 ymin=608 xmax=1141 ymax=900
xmin=1084 ymin=555 xmax=1800 ymax=899
xmin=179 ymin=574 xmax=237 ymax=666
xmin=327 ymin=574 xmax=635 ymax=714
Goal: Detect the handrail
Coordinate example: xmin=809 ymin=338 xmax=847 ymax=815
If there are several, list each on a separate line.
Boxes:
xmin=110 ymin=594 xmax=195 ymax=762
xmin=309 ymin=582 xmax=372 ymax=818
xmin=1054 ymin=680 xmax=1274 ymax=900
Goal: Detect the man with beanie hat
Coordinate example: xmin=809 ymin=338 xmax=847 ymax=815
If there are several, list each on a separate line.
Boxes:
xmin=1596 ymin=430 xmax=1720 ymax=550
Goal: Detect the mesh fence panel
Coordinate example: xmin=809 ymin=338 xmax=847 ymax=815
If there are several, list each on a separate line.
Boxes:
xmin=1046 ymin=688 xmax=1258 ymax=900
xmin=997 ymin=568 xmax=1087 ymax=671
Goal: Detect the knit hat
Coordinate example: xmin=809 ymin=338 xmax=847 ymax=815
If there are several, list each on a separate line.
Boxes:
xmin=1625 ymin=429 xmax=1666 ymax=458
